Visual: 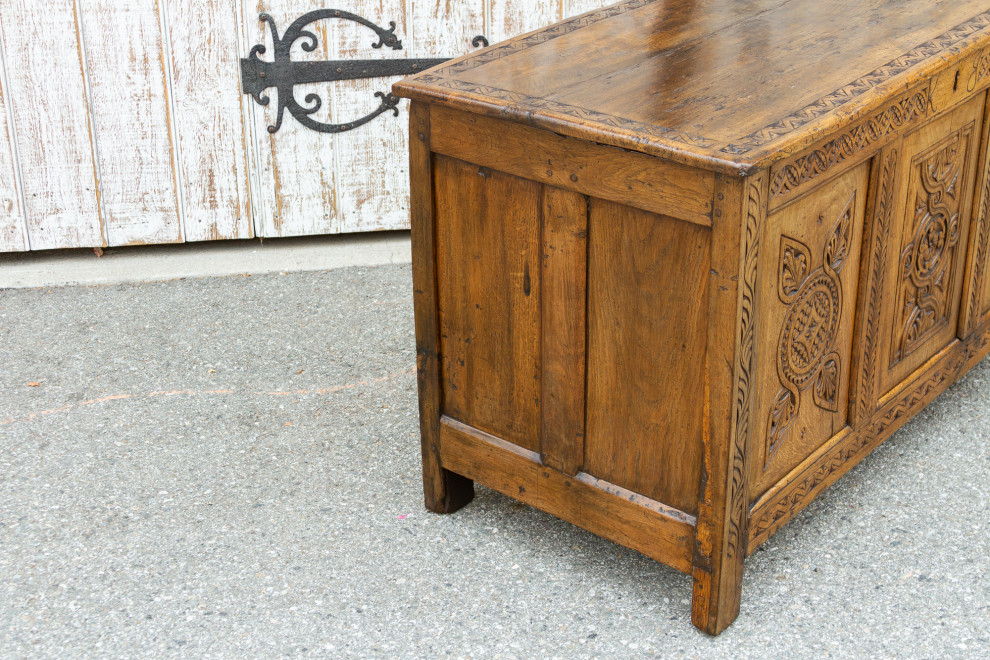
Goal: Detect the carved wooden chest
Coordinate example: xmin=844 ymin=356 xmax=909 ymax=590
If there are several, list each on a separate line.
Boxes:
xmin=393 ymin=0 xmax=990 ymax=634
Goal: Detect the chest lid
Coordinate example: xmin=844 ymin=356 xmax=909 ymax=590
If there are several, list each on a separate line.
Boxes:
xmin=393 ymin=0 xmax=990 ymax=175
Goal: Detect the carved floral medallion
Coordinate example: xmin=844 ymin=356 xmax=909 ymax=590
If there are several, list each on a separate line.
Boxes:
xmin=891 ymin=131 xmax=965 ymax=364
xmin=767 ymin=194 xmax=854 ymax=466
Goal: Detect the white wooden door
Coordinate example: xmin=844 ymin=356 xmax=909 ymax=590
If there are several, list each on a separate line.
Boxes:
xmin=0 ymin=0 xmax=615 ymax=252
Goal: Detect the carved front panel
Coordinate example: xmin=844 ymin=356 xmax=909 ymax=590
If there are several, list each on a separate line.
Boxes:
xmin=879 ymin=95 xmax=983 ymax=398
xmin=752 ymin=163 xmax=869 ymax=496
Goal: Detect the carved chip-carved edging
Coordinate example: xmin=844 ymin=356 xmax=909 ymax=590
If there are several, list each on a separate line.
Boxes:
xmin=769 ymin=93 xmax=927 ymax=199
xmin=722 ymin=178 xmax=765 ymax=564
xmin=749 ymin=324 xmax=990 ymax=548
xmin=966 ymin=47 xmax=990 ymax=92
xmin=965 ymin=146 xmax=990 ymax=332
xmin=723 ymin=10 xmax=990 ymax=155
xmin=765 ymin=194 xmax=854 ymax=468
xmin=856 ymin=148 xmax=899 ymax=423
xmin=891 ymin=129 xmax=968 ymax=365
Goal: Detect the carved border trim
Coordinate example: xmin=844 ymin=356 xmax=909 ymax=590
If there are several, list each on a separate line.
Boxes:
xmin=725 ymin=177 xmax=764 ymax=561
xmin=748 ymin=324 xmax=990 ymax=550
xmin=966 ymin=146 xmax=990 ymax=332
xmin=722 ymin=10 xmax=990 ymax=155
xmin=855 ymin=147 xmax=899 ymax=423
xmin=769 ymin=94 xmax=924 ymax=199
xmin=966 ymin=47 xmax=990 ymax=92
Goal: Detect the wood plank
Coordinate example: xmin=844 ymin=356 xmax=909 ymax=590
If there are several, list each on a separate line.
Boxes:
xmin=0 ymin=0 xmax=103 ymax=250
xmin=246 ymin=0 xmax=338 ymax=238
xmin=164 ymin=0 xmax=252 ymax=241
xmin=540 ymin=186 xmax=587 ymax=476
xmin=430 ymin=105 xmax=714 ymax=226
xmin=584 ymin=198 xmax=710 ymax=515
xmin=0 ymin=30 xmax=26 ymax=251
xmin=82 ymin=0 xmax=181 ymax=246
xmin=439 ymin=416 xmax=696 ymax=574
xmin=410 ymin=0 xmax=486 ymax=60
xmin=327 ymin=0 xmax=410 ymax=233
xmin=487 ymin=0 xmax=562 ymax=42
xmin=409 ymin=102 xmax=473 ymax=513
xmin=565 ymin=0 xmax=611 ymax=18
xmin=434 ymin=155 xmax=543 ymax=452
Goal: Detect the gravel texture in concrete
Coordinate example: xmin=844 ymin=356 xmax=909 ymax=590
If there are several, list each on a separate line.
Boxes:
xmin=0 ymin=265 xmax=988 ymax=658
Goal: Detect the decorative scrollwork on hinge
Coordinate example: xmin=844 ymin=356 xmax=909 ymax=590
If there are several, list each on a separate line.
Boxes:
xmin=240 ymin=10 xmax=488 ymax=134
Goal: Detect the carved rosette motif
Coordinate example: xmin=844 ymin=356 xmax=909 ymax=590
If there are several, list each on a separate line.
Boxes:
xmin=891 ymin=132 xmax=965 ymax=364
xmin=766 ymin=194 xmax=854 ymax=467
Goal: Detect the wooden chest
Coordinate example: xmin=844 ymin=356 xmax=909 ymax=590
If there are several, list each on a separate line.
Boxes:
xmin=393 ymin=0 xmax=990 ymax=634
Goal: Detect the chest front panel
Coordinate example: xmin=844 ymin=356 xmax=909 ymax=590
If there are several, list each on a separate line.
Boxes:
xmin=878 ymin=94 xmax=985 ymax=400
xmin=752 ymin=162 xmax=870 ymax=495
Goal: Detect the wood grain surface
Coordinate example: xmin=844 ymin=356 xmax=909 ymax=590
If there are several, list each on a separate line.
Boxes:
xmin=0 ymin=0 xmax=103 ymax=250
xmin=0 ymin=31 xmax=25 ymax=251
xmin=164 ymin=0 xmax=253 ymax=242
xmin=584 ymin=199 xmax=710 ymax=515
xmin=434 ymin=155 xmax=543 ymax=451
xmin=82 ymin=0 xmax=182 ymax=246
xmin=395 ymin=0 xmax=990 ymax=172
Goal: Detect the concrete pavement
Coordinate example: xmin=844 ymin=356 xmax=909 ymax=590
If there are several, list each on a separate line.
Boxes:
xmin=0 ymin=260 xmax=987 ymax=658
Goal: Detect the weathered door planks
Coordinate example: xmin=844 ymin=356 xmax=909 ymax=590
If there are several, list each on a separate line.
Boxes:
xmin=0 ymin=0 xmax=104 ymax=251
xmin=82 ymin=0 xmax=182 ymax=247
xmin=246 ymin=0 xmax=340 ymax=239
xmin=327 ymin=0 xmax=410 ymax=234
xmin=0 ymin=28 xmax=26 ymax=252
xmin=0 ymin=0 xmax=616 ymax=252
xmin=163 ymin=0 xmax=254 ymax=242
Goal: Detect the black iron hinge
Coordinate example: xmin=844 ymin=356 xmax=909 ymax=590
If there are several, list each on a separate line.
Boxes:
xmin=240 ymin=10 xmax=488 ymax=134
